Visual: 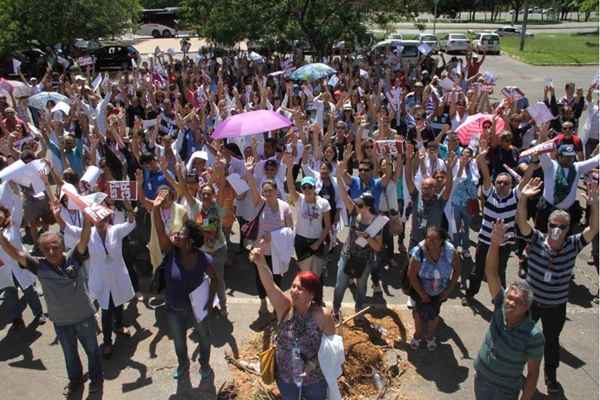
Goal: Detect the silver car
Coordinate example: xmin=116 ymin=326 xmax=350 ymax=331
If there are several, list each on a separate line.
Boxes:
xmin=418 ymin=33 xmax=440 ymax=54
xmin=441 ymin=33 xmax=471 ymax=54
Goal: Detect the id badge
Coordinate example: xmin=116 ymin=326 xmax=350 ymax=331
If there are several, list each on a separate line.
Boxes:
xmin=544 ymin=271 xmax=552 ymax=282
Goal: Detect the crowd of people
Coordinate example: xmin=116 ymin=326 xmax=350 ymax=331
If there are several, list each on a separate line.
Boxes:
xmin=0 ymin=42 xmax=598 ymax=400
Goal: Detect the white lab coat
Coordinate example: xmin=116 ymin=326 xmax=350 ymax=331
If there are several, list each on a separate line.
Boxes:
xmin=0 ymin=182 xmax=36 ymax=290
xmin=73 ymin=221 xmax=136 ymax=309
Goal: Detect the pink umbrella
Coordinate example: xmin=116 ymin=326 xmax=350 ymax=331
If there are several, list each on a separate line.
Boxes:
xmin=211 ymin=110 xmax=292 ymax=140
xmin=456 ymin=113 xmax=506 ymax=146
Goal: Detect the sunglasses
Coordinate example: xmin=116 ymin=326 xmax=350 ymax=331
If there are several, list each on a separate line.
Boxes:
xmin=301 ymin=185 xmax=314 ymax=190
xmin=359 ymin=168 xmax=371 ymax=172
xmin=549 ymin=223 xmax=568 ymax=230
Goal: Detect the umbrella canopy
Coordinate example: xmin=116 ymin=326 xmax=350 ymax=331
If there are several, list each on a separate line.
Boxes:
xmin=211 ymin=110 xmax=292 ymax=140
xmin=290 ymin=63 xmax=336 ymax=82
xmin=7 ymin=80 xmax=31 ymax=98
xmin=456 ymin=113 xmax=507 ymax=146
xmin=28 ymin=92 xmax=70 ymax=110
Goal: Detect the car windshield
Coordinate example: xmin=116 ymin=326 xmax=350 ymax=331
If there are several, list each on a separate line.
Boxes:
xmin=450 ymin=34 xmax=466 ymax=40
xmin=422 ymin=35 xmax=436 ymax=41
xmin=483 ymin=35 xmax=499 ymax=42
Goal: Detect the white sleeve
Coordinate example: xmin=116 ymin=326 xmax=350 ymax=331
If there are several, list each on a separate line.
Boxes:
xmin=112 ymin=221 xmax=136 ymax=241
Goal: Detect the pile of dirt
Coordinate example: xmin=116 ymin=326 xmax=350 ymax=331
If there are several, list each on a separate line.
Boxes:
xmin=221 ymin=307 xmax=418 ymax=400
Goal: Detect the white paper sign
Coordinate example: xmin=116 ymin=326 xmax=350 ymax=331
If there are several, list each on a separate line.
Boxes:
xmin=80 ymin=165 xmax=101 ymax=187
xmin=328 ymin=75 xmax=339 ymax=87
xmin=77 ymin=56 xmax=95 ymax=67
xmin=526 ymin=102 xmax=555 ymax=125
xmin=189 ymin=277 xmax=217 ymax=322
xmin=483 ymin=71 xmax=496 ymax=85
xmin=91 ymin=74 xmax=103 ymax=92
xmin=51 ymin=101 xmax=71 ymax=115
xmin=418 ymin=43 xmax=432 ymax=55
xmin=226 ymin=173 xmax=250 ymax=195
xmin=12 ymin=59 xmax=21 ymax=74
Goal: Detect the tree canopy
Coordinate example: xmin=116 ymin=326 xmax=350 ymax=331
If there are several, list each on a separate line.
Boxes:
xmin=181 ymin=0 xmax=417 ymax=55
xmin=0 ymin=0 xmax=141 ymax=56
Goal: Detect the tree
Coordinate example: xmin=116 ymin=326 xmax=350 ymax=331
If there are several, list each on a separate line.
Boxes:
xmin=140 ymin=0 xmax=181 ymax=8
xmin=0 ymin=0 xmax=142 ymax=56
xmin=182 ymin=0 xmax=417 ymax=56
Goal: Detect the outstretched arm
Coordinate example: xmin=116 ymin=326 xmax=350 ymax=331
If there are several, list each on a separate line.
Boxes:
xmin=517 ymin=177 xmax=543 ymax=238
xmin=485 ymin=220 xmax=505 ymax=299
xmin=249 ymin=248 xmax=291 ymax=322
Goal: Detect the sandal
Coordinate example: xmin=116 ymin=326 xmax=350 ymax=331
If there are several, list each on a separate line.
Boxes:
xmin=426 ymin=337 xmax=437 ymax=351
xmin=409 ymin=337 xmax=421 ymax=350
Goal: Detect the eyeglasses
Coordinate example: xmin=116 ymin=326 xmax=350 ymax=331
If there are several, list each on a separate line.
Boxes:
xmin=495 ymin=180 xmax=511 ymax=186
xmin=301 ymin=185 xmax=314 ymax=190
xmin=549 ymin=223 xmax=568 ymax=230
xmin=358 ymin=168 xmax=371 ymax=172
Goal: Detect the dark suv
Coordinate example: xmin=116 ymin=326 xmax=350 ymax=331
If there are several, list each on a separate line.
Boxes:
xmin=90 ymin=43 xmax=140 ymax=71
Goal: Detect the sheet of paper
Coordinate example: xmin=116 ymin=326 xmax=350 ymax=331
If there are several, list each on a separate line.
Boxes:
xmin=81 ymin=165 xmax=101 ymax=186
xmin=91 ymin=74 xmax=102 ymax=92
xmin=189 ymin=278 xmax=211 ymax=322
xmin=227 ymin=174 xmax=250 ymax=196
xmin=526 ymin=102 xmax=555 ymax=125
xmin=418 ymin=43 xmax=432 ymax=55
xmin=365 ymin=215 xmax=390 ymax=238
xmin=51 ymin=101 xmax=71 ymax=115
xmin=355 ymin=236 xmax=369 ymax=248
xmin=12 ymin=59 xmax=21 ymax=74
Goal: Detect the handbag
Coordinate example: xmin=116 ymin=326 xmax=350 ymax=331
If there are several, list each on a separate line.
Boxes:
xmin=241 ymin=202 xmax=266 ymax=241
xmin=258 ymin=345 xmax=277 ymax=385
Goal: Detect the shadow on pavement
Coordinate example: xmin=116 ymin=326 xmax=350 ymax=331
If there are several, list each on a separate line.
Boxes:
xmin=102 ymin=301 xmax=154 ymax=392
xmin=568 ymin=280 xmax=595 ymax=308
xmin=0 ymin=319 xmax=45 ymax=371
xmin=167 ymin=373 xmax=216 ymax=400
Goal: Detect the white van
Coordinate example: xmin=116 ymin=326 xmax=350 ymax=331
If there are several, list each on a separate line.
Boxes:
xmin=371 ymin=40 xmax=420 ymax=66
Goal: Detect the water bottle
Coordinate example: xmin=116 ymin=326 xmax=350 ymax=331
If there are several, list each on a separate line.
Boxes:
xmin=291 ymin=339 xmax=305 ymax=389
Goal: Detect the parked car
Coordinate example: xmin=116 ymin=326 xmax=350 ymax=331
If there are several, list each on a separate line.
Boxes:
xmin=440 ymin=33 xmax=471 ymax=54
xmin=89 ymin=43 xmax=140 ymax=70
xmin=370 ymin=39 xmax=420 ymax=66
xmin=136 ymin=23 xmax=176 ymax=38
xmin=418 ymin=33 xmax=440 ymax=53
xmin=472 ymin=32 xmax=500 ymax=55
xmin=495 ymin=26 xmax=534 ymax=37
xmin=0 ymin=48 xmax=49 ymax=78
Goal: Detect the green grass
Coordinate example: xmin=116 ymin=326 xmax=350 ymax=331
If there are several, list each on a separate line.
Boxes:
xmin=501 ymin=33 xmax=599 ymax=65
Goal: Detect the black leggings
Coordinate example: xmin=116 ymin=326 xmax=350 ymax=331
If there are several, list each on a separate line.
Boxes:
xmin=101 ymin=295 xmax=123 ymax=346
xmin=256 ymin=256 xmax=282 ymax=299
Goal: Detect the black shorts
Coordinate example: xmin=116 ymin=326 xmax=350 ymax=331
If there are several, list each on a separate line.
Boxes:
xmin=411 ymin=292 xmax=444 ymax=321
xmin=294 ymin=235 xmax=323 ymax=262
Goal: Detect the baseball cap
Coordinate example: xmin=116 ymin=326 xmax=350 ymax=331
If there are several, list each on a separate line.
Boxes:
xmin=300 ymin=176 xmax=316 ymax=187
xmin=558 ymin=144 xmax=576 ymax=157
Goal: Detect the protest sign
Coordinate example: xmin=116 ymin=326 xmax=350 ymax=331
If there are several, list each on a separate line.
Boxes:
xmin=106 ymin=181 xmax=137 ymax=200
xmin=520 ymin=139 xmax=555 ymax=158
xmin=62 ymin=186 xmax=113 ymax=224
xmin=77 ymin=56 xmax=95 ymax=67
xmin=375 ymin=140 xmax=404 ymax=155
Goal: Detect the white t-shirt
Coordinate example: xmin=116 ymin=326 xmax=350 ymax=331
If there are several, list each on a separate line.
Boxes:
xmin=378 ymin=181 xmax=398 ymax=212
xmin=294 ymin=194 xmax=331 ymax=239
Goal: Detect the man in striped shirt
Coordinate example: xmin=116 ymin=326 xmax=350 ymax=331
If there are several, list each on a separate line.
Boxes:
xmin=474 ymin=220 xmax=544 ymax=400
xmin=517 ymin=177 xmax=599 ymax=394
xmin=464 ymin=146 xmax=531 ymax=304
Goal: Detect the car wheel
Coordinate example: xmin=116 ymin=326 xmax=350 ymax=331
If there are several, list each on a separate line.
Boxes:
xmin=152 ymin=30 xmax=161 ymax=38
xmin=162 ymin=30 xmax=173 ymax=38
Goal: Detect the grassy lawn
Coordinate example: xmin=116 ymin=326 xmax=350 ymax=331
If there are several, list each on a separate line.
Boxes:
xmin=501 ymin=33 xmax=599 ymax=65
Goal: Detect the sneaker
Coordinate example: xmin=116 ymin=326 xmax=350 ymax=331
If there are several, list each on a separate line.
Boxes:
xmin=406 ymin=297 xmax=415 ymax=309
xmin=372 ymin=282 xmax=383 ymax=295
xmin=461 ymin=296 xmax=472 ymax=307
xmin=34 ymin=313 xmax=47 ymax=325
xmin=88 ymin=379 xmax=103 ymax=394
xmin=200 ymin=366 xmax=214 ymax=381
xmin=62 ymin=379 xmax=84 ymax=397
xmin=546 ymin=378 xmax=563 ymax=394
xmin=426 ymin=337 xmax=437 ymax=351
xmin=409 ymin=337 xmax=421 ymax=350
xmin=10 ymin=318 xmax=25 ymax=331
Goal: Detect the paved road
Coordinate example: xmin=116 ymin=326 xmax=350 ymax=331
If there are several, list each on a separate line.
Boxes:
xmin=0 ymin=55 xmax=598 ymax=399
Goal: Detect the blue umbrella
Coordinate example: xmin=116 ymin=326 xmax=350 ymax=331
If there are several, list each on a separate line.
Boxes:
xmin=290 ymin=63 xmax=336 ymax=82
xmin=28 ymin=92 xmax=70 ymax=110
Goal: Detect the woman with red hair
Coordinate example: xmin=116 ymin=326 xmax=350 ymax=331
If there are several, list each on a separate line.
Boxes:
xmin=249 ymin=248 xmax=335 ymax=400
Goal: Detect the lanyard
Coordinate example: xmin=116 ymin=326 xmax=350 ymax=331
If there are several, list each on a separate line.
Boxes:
xmin=98 ymin=231 xmax=109 ymax=256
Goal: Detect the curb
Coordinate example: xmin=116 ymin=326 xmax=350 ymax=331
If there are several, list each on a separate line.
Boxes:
xmin=500 ymin=50 xmax=599 ymax=66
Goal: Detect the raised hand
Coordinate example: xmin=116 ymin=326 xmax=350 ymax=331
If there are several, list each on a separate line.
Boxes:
xmin=521 ymin=177 xmax=543 ymax=198
xmin=490 ymin=219 xmax=505 ymax=246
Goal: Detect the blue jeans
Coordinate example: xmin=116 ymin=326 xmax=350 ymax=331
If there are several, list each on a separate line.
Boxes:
xmin=474 ymin=373 xmax=519 ymax=400
xmin=276 ymin=378 xmax=328 ymax=400
xmin=452 ymin=204 xmax=473 ymax=252
xmin=167 ymin=305 xmax=211 ymax=376
xmin=333 ymin=254 xmax=371 ymax=313
xmin=0 ymin=283 xmax=43 ymax=322
xmin=54 ymin=316 xmax=103 ymax=384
